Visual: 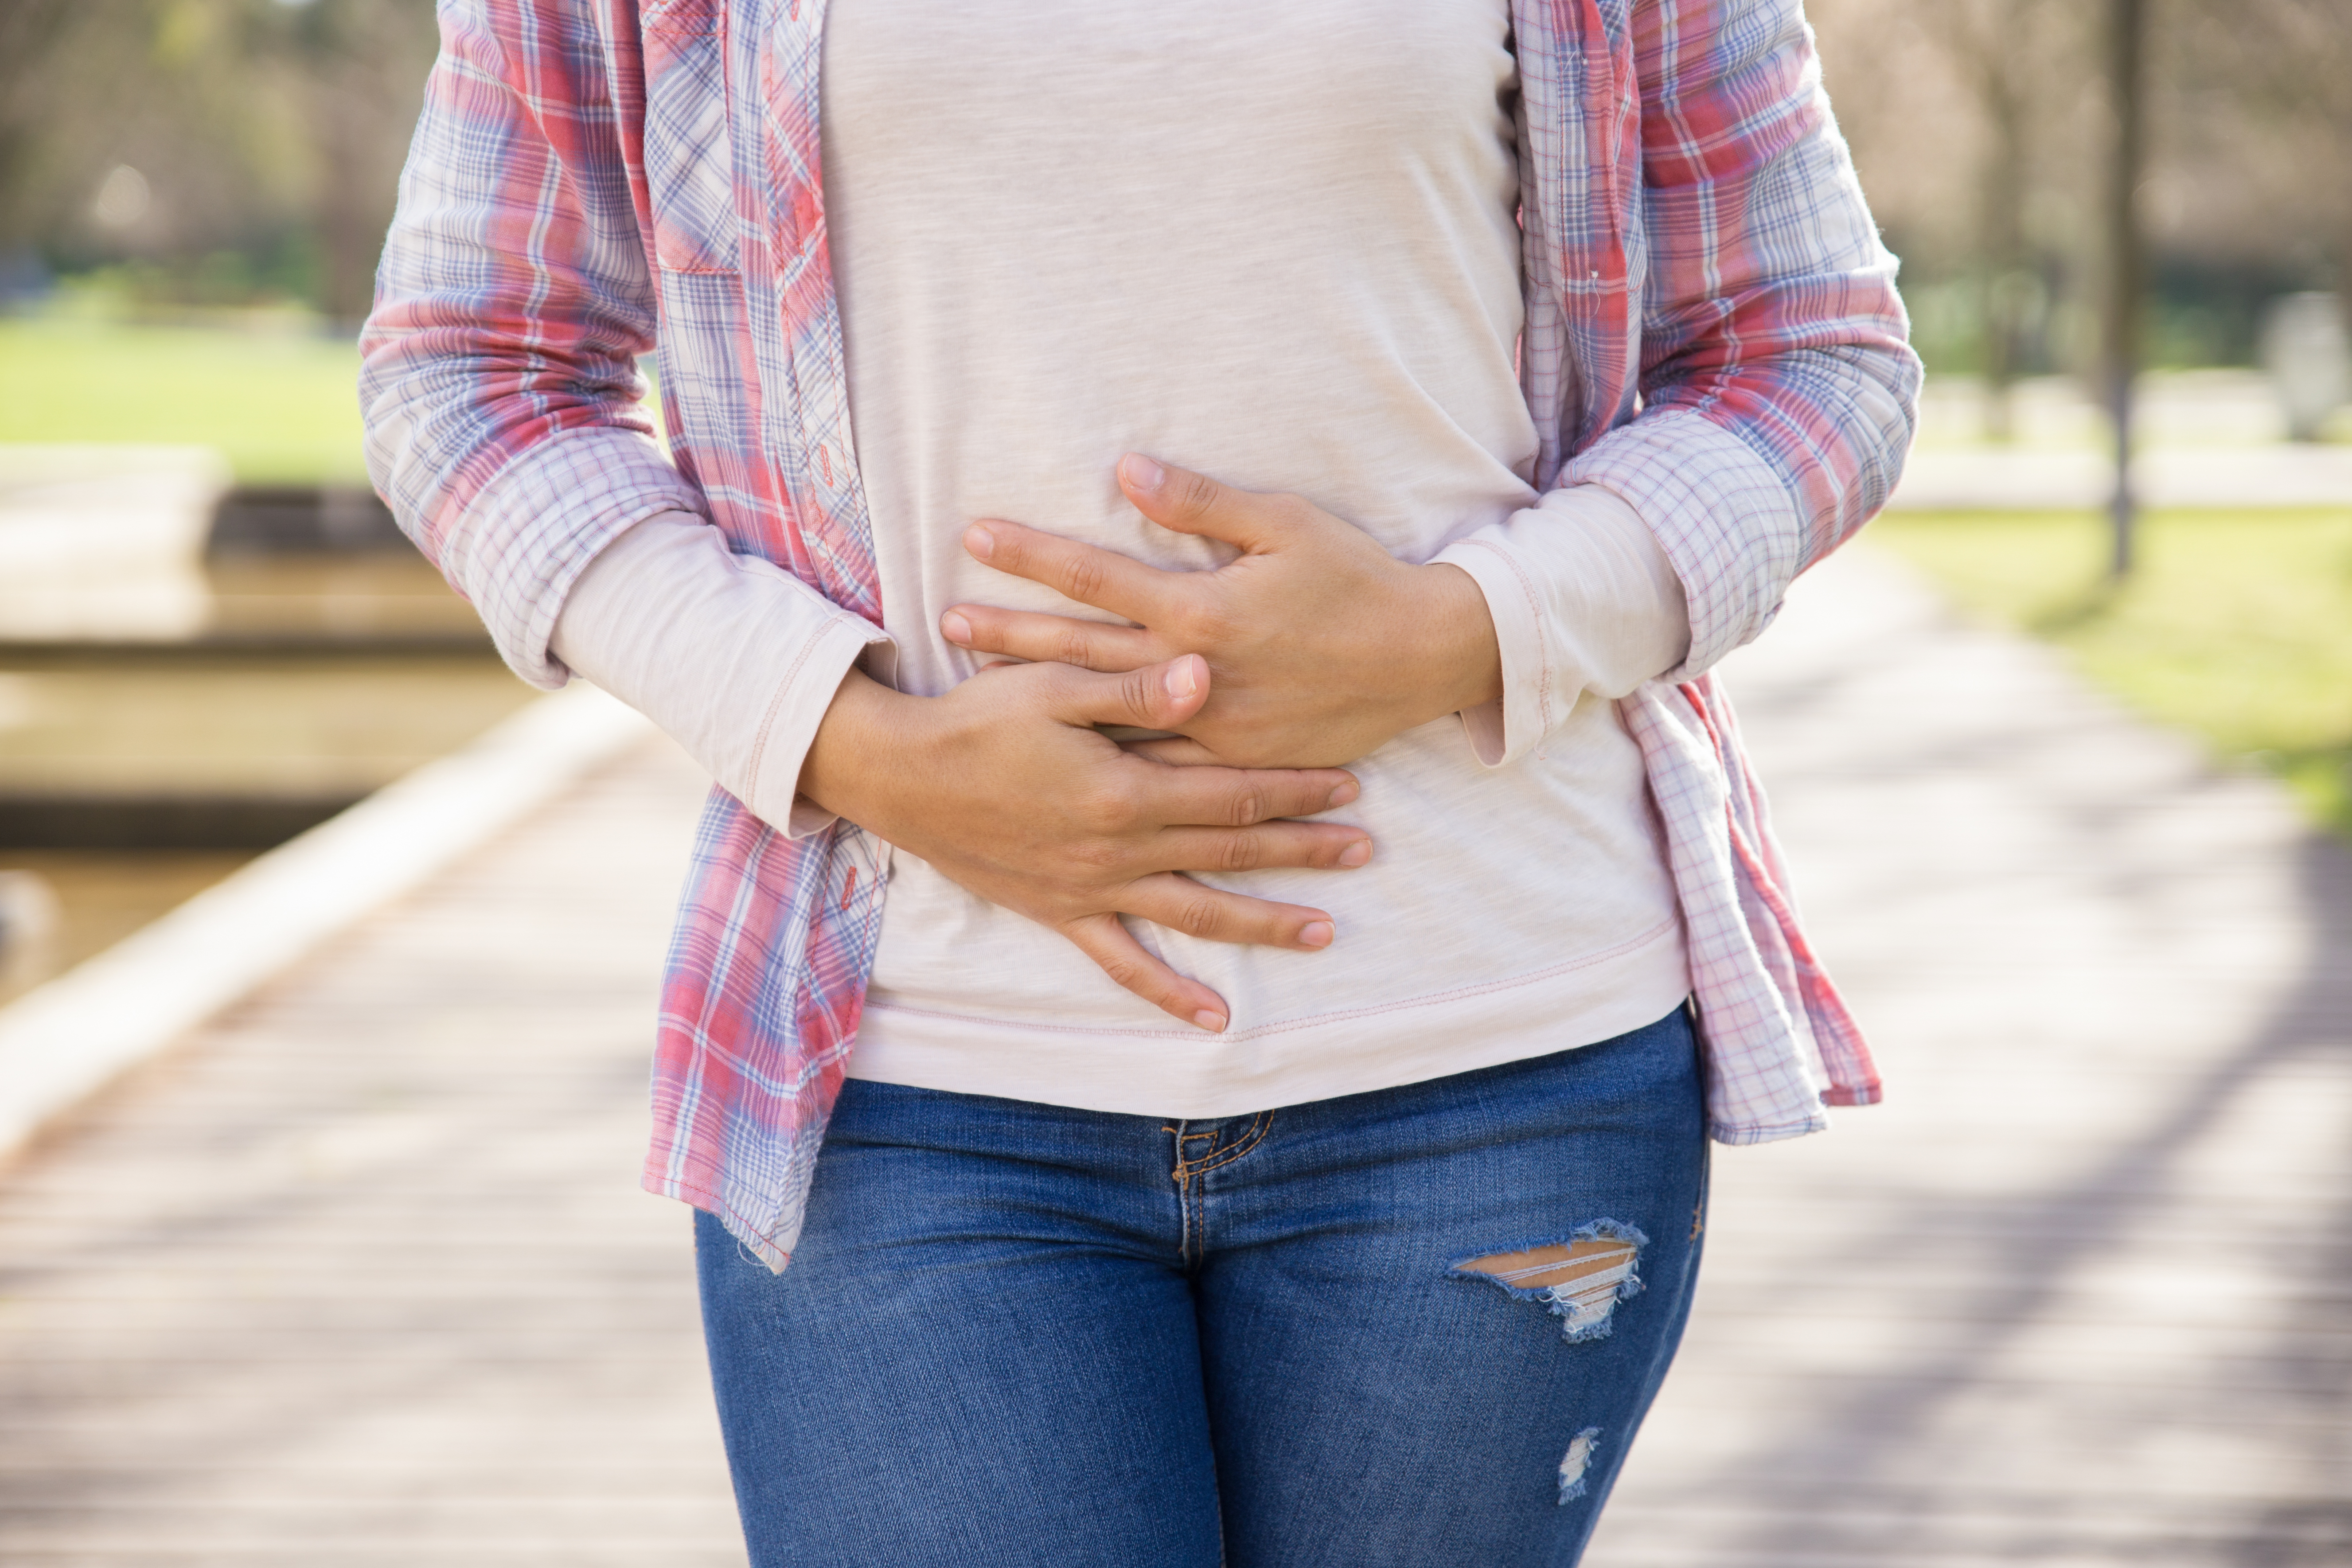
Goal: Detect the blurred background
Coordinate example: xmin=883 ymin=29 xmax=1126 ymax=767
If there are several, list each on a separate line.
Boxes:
xmin=1809 ymin=0 xmax=2352 ymax=845
xmin=0 ymin=0 xmax=517 ymax=1004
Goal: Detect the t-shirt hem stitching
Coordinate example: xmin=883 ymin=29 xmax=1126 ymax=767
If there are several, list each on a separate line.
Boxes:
xmin=862 ymin=915 xmax=1680 ymax=1043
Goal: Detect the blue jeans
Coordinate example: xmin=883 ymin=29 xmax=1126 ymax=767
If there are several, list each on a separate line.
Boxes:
xmin=697 ymin=1005 xmax=1708 ymax=1568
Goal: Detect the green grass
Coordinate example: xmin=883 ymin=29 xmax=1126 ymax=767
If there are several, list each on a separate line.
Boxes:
xmin=1871 ymin=508 xmax=2352 ymax=840
xmin=0 ymin=317 xmax=369 ymax=484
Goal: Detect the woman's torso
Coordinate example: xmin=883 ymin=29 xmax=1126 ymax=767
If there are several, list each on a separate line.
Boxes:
xmin=823 ymin=0 xmax=1687 ymax=1115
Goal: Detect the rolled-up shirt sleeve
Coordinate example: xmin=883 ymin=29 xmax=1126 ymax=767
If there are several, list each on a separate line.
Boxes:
xmin=361 ymin=0 xmax=723 ymax=690
xmin=1433 ymin=483 xmax=1691 ymax=768
xmin=550 ymin=511 xmax=890 ymax=839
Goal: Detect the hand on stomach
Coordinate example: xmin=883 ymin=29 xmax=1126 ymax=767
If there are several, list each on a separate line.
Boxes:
xmin=796 ymin=652 xmax=1372 ymax=1034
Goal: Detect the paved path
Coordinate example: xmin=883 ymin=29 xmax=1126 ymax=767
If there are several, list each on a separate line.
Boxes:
xmin=0 ymin=743 xmax=737 ymax=1567
xmin=0 ymin=544 xmax=2345 ymax=1564
xmin=1589 ymin=547 xmax=2352 ymax=1566
xmin=1889 ymin=441 xmax=2352 ymax=511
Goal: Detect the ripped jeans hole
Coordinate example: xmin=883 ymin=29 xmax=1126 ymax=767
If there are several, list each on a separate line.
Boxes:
xmin=1450 ymin=1219 xmax=1648 ymax=1342
xmin=1557 ymin=1427 xmax=1602 ymax=1504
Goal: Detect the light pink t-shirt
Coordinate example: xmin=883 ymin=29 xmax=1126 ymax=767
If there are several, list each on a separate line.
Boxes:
xmin=817 ymin=0 xmax=1692 ymax=1113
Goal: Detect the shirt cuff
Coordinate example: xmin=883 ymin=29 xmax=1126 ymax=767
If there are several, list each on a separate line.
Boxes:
xmin=549 ymin=509 xmax=891 ymax=839
xmin=1431 ymin=484 xmax=1691 ymax=768
xmin=1560 ymin=406 xmax=1802 ymax=678
xmin=429 ymin=425 xmax=710 ymax=690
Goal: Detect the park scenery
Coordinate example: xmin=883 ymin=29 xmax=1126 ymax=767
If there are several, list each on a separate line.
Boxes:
xmin=0 ymin=2 xmax=2345 ymax=1565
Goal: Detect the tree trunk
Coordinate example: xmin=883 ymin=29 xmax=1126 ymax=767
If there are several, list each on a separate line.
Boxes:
xmin=1981 ymin=69 xmax=2030 ymax=442
xmin=2103 ymin=0 xmax=2148 ymax=579
xmin=316 ymin=61 xmax=377 ymax=329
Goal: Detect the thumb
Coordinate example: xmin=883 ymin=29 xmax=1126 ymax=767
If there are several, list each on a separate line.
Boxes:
xmin=1051 ymin=654 xmax=1210 ymax=731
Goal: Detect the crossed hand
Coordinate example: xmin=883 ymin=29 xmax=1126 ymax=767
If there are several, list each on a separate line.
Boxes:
xmin=797 ymin=454 xmax=1499 ymax=1031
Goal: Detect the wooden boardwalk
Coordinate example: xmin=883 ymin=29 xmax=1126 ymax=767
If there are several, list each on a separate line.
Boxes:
xmin=0 ymin=743 xmax=738 ymax=1567
xmin=0 ymin=544 xmax=2346 ymax=1564
xmin=1592 ymin=549 xmax=2352 ymax=1566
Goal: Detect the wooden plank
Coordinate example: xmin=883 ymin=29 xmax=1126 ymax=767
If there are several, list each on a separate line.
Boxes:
xmin=0 ymin=686 xmax=653 ymax=1158
xmin=0 ymin=737 xmax=741 ymax=1568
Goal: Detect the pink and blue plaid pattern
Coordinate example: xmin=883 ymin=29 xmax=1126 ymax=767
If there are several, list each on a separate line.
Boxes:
xmin=362 ymin=0 xmax=1917 ymax=1269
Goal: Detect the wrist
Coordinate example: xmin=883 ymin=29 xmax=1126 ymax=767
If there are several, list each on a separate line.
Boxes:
xmin=1409 ymin=562 xmax=1503 ymax=720
xmin=799 ymin=668 xmax=925 ymax=829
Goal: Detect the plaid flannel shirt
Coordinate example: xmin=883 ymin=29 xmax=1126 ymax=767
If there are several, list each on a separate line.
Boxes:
xmin=362 ymin=0 xmax=1919 ymax=1269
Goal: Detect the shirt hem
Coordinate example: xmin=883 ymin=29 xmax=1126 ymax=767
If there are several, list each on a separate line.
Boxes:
xmin=847 ymin=916 xmax=1691 ymax=1118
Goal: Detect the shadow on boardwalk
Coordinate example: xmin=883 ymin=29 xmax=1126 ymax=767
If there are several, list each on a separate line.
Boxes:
xmin=0 ymin=745 xmax=742 ymax=1567
xmin=1590 ymin=546 xmax=2352 ymax=1566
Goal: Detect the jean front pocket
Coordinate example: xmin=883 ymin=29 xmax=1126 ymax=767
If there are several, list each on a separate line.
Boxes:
xmin=643 ymin=0 xmax=739 ymax=275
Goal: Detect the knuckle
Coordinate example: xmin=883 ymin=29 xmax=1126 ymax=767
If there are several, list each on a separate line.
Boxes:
xmin=1062 ymin=553 xmax=1108 ymax=604
xmin=1121 ymin=668 xmax=1160 ymax=719
xmin=1094 ymin=952 xmax=1145 ymax=991
xmin=1226 ymin=788 xmax=1268 ymax=827
xmin=1219 ymin=831 xmax=1264 ymax=873
xmin=1174 ymin=896 xmax=1223 ymax=937
xmin=1053 ymin=627 xmax=1097 ymax=667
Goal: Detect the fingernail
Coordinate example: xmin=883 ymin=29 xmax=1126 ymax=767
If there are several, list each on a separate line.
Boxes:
xmin=1164 ymin=656 xmax=1199 ymax=700
xmin=964 ymin=524 xmax=995 ymax=561
xmin=1193 ymin=1009 xmax=1227 ymax=1033
xmin=1338 ymin=841 xmax=1370 ymax=868
xmin=940 ymin=610 xmax=971 ymax=644
xmin=1326 ymin=781 xmax=1358 ymax=807
xmin=1121 ymin=453 xmax=1166 ymax=493
xmin=1298 ymin=921 xmax=1334 ymax=948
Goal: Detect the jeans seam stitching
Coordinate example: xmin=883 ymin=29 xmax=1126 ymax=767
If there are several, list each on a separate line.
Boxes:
xmin=1170 ymin=1123 xmax=1195 ymax=1265
xmin=1183 ymin=1174 xmax=1201 ymax=1268
xmin=1187 ymin=1109 xmax=1273 ymax=1176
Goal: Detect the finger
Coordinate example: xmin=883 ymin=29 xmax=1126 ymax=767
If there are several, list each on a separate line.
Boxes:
xmin=964 ymin=519 xmax=1174 ymax=622
xmin=1058 ymin=910 xmax=1232 ymax=1031
xmin=1121 ymin=871 xmax=1338 ymax=953
xmin=942 ymin=604 xmax=1159 ymax=673
xmin=1118 ymin=453 xmax=1294 ymax=551
xmin=1139 ymin=760 xmax=1361 ymax=827
xmin=1118 ymin=735 xmax=1222 ymax=766
xmin=1154 ymin=821 xmax=1373 ymax=875
xmin=1045 ymin=655 xmax=1213 ymax=731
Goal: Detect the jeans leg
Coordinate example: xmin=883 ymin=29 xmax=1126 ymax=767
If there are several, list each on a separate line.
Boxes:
xmin=1193 ymin=1010 xmax=1709 ymax=1568
xmin=695 ymin=1080 xmax=1222 ymax=1568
